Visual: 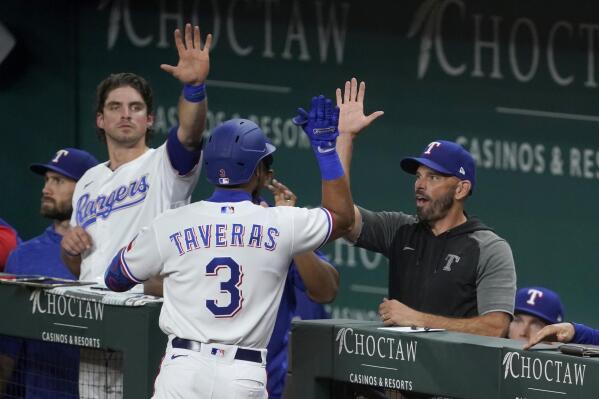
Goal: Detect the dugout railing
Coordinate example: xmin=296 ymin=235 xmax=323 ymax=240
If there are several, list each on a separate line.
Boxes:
xmin=0 ymin=283 xmax=165 ymax=398
xmin=290 ymin=319 xmax=599 ymax=399
xmin=4 ymin=282 xmax=599 ymax=398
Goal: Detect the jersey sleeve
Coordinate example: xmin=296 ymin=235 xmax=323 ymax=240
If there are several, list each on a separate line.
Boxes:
xmin=165 ymin=125 xmax=203 ymax=176
xmin=475 ymin=233 xmax=517 ymax=316
xmin=354 ymin=206 xmax=417 ymax=257
xmin=118 ymin=224 xmax=164 ymax=283
xmin=289 ymin=207 xmax=333 ymax=256
xmin=3 ymin=249 xmax=20 ymax=274
xmin=157 ymin=127 xmax=202 ymax=207
xmin=573 ymin=323 xmax=599 ymax=345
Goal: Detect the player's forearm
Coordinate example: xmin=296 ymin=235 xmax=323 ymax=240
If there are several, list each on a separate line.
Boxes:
xmin=418 ymin=311 xmax=510 ymax=337
xmin=143 ymin=276 xmax=164 ymax=297
xmin=293 ymin=252 xmax=339 ymax=303
xmin=176 ymin=93 xmax=207 ymax=151
xmin=322 ymin=177 xmax=354 ymax=240
xmin=336 ymin=134 xmax=353 ymax=183
xmin=60 ymin=249 xmax=81 ymax=278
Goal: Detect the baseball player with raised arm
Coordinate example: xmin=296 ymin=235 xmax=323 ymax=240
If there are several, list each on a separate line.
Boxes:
xmin=60 ymin=23 xmax=211 ymax=291
xmin=59 ymin=23 xmax=211 ymax=399
xmin=104 ymin=96 xmax=353 ymax=398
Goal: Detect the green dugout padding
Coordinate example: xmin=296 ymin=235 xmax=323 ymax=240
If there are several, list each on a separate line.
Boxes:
xmin=291 ymin=319 xmax=599 ymax=399
xmin=0 ymin=284 xmax=166 ymax=398
xmin=3 ymin=284 xmax=599 ymax=398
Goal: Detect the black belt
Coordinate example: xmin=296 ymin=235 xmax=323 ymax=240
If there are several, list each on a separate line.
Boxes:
xmin=171 ymin=337 xmax=262 ymax=363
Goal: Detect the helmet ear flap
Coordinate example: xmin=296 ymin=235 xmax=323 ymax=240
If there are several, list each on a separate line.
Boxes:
xmin=203 ymin=119 xmax=276 ymax=185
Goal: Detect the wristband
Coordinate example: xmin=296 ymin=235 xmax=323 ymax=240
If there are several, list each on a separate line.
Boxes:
xmin=312 ymin=145 xmax=344 ymax=181
xmin=183 ymin=83 xmax=206 ymax=103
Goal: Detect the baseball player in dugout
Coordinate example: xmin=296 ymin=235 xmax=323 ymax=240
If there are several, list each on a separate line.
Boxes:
xmin=59 ymin=22 xmax=210 ymax=399
xmin=508 ymin=286 xmax=564 ymax=341
xmin=0 ymin=148 xmax=98 ymax=398
xmin=103 ymin=93 xmax=353 ymax=398
xmin=60 ymin=23 xmax=210 ymax=295
xmin=336 ymin=78 xmax=516 ymax=337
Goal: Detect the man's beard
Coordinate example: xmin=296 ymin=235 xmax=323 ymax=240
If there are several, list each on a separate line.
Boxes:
xmin=41 ymin=200 xmax=72 ymax=222
xmin=416 ymin=188 xmax=455 ymax=224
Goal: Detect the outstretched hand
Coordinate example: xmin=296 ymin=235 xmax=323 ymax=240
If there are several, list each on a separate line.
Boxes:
xmin=336 ymin=77 xmax=384 ymax=138
xmin=161 ymin=23 xmax=212 ymax=85
xmin=293 ymin=95 xmax=340 ymax=153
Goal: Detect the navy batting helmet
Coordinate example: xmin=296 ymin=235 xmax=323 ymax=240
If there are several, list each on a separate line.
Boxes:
xmin=204 ymin=119 xmax=276 ymax=185
xmin=514 ymin=287 xmax=564 ymax=325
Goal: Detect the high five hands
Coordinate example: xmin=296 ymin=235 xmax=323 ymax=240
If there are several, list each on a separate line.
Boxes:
xmin=336 ymin=77 xmax=384 ymax=138
xmin=161 ymin=23 xmax=212 ymax=86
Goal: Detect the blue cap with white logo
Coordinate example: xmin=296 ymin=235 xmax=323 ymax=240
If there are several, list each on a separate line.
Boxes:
xmin=400 ymin=140 xmax=476 ymax=195
xmin=30 ymin=148 xmax=99 ymax=182
xmin=514 ymin=287 xmax=564 ymax=325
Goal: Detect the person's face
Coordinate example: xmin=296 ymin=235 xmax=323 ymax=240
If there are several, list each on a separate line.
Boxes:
xmin=41 ymin=171 xmax=76 ymax=221
xmin=96 ymin=86 xmax=153 ymax=147
xmin=414 ymin=165 xmax=460 ymax=223
xmin=508 ymin=313 xmax=549 ymax=340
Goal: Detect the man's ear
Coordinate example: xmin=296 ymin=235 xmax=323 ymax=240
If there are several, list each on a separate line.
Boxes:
xmin=455 ymin=180 xmax=471 ymax=200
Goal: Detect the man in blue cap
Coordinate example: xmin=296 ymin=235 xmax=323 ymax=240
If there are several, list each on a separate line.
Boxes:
xmin=509 ymin=287 xmax=564 ymax=341
xmin=0 ymin=147 xmax=98 ymax=398
xmin=336 ymin=78 xmax=516 ymax=337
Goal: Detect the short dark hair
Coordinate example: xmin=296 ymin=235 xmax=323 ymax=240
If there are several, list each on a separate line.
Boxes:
xmin=95 ymin=72 xmax=154 ymax=144
xmin=262 ymin=154 xmax=274 ymax=170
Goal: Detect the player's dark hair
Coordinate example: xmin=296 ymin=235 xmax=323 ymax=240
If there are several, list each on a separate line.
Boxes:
xmin=95 ymin=72 xmax=154 ymax=145
xmin=262 ymin=154 xmax=274 ymax=170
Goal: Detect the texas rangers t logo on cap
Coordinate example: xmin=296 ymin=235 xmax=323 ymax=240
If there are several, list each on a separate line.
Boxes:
xmin=526 ymin=288 xmax=544 ymax=305
xmin=424 ymin=141 xmax=442 ymax=155
xmin=52 ymin=149 xmax=70 ymax=163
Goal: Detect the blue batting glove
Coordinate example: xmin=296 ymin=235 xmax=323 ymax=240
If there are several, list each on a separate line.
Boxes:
xmin=293 ymin=95 xmax=340 ymax=153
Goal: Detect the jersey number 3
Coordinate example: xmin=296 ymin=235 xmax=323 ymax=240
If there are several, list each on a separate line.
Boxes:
xmin=205 ymin=257 xmax=243 ymax=318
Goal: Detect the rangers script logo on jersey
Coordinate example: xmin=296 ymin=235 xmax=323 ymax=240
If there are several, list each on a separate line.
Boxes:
xmin=76 ymin=174 xmax=149 ymax=228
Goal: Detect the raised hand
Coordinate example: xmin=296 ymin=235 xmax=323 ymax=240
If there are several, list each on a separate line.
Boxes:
xmin=160 ymin=23 xmax=212 ymax=86
xmin=267 ymin=179 xmax=297 ymax=207
xmin=293 ymin=95 xmax=340 ymax=153
xmin=336 ymin=77 xmax=384 ymax=138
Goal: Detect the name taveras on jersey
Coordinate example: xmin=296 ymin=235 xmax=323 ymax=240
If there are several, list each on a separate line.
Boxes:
xmin=169 ymin=223 xmax=280 ymax=255
xmin=76 ymin=175 xmax=149 ymax=227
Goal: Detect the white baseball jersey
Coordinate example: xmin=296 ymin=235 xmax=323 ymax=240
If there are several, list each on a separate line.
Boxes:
xmin=119 ymin=197 xmax=332 ymax=349
xmin=71 ymin=143 xmax=201 ymax=286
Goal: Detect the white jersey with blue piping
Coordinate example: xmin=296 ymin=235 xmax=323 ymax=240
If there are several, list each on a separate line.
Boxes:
xmin=116 ymin=190 xmax=332 ymax=349
xmin=71 ymin=141 xmax=201 ymax=285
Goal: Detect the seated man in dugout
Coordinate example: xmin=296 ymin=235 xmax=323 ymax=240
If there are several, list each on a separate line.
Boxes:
xmin=508 ymin=286 xmax=564 ymax=341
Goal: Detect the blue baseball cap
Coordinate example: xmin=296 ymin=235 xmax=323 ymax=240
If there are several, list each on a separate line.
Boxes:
xmin=400 ymin=140 xmax=476 ymax=195
xmin=30 ymin=148 xmax=99 ymax=182
xmin=515 ymin=287 xmax=564 ymax=325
